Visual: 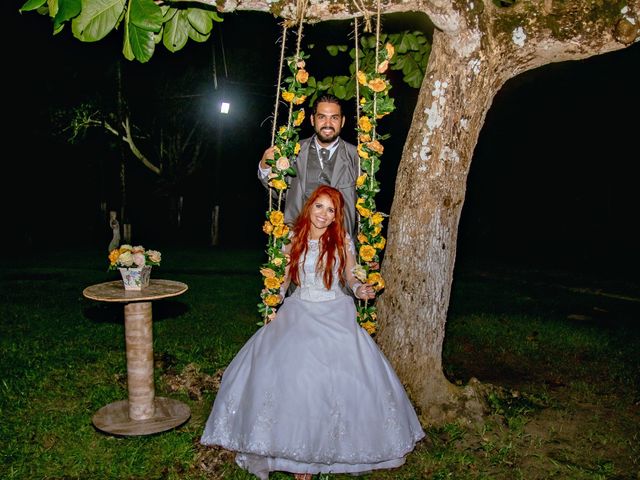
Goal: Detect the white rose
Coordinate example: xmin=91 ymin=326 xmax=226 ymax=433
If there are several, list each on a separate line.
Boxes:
xmin=276 ymin=157 xmax=290 ymax=170
xmin=118 ymin=251 xmax=134 ymax=267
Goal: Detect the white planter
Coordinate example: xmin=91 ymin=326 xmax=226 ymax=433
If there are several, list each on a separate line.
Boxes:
xmin=119 ymin=266 xmax=152 ymax=290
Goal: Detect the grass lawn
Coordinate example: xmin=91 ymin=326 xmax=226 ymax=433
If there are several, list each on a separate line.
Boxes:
xmin=1 ymin=246 xmax=638 ymax=479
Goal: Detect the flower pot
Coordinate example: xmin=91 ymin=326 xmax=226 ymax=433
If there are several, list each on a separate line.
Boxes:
xmin=119 ymin=266 xmax=152 ymax=290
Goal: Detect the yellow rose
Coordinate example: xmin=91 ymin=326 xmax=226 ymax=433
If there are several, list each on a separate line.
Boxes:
xmin=356 ymin=173 xmax=367 ymax=187
xmin=360 ymin=96 xmax=366 ymax=105
xmin=371 ymin=212 xmax=384 ymax=225
xmin=358 ymin=116 xmax=372 ymax=133
xmin=372 ymin=226 xmax=382 ymax=237
xmin=373 ymin=236 xmax=386 ymax=249
xmin=357 ymin=233 xmax=368 ymax=244
xmin=294 ymin=143 xmax=301 ymax=155
xmin=367 ymin=139 xmax=384 ymax=154
xmin=260 ymin=267 xmax=276 ymax=278
xmin=293 ymin=95 xmax=307 ymax=105
xmin=273 ymin=224 xmax=289 ymax=239
xmin=282 ymin=91 xmax=295 ymax=103
xmin=359 ymin=133 xmax=371 ymax=143
xmin=367 ymin=272 xmax=385 ymax=291
xmin=361 ymin=321 xmax=377 ymax=335
xmin=272 ymin=257 xmax=283 ymax=266
xmin=385 ymin=42 xmax=395 ymax=59
xmin=368 ymin=78 xmax=387 ymax=93
xmin=377 ymin=60 xmax=389 ymax=74
xmin=270 ymin=178 xmax=288 ymax=191
xmin=296 ymin=69 xmax=309 ymax=83
xmin=264 ymin=276 xmax=282 ymax=290
xmin=293 ymin=109 xmax=305 ymax=127
xmin=357 ymin=143 xmax=369 ymax=160
xmin=119 ymin=244 xmax=133 ymax=253
xmin=357 ymin=70 xmax=367 ymax=86
xmin=269 ymin=210 xmax=284 ymax=226
xmin=359 ymin=245 xmax=376 ymax=262
xmin=264 ymin=294 xmax=282 ymax=307
xmin=262 ymin=221 xmax=274 ymax=234
xmin=278 ymin=125 xmax=287 ymax=134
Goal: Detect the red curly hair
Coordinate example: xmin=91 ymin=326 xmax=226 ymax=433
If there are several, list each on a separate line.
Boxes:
xmin=289 ymin=185 xmax=347 ymax=290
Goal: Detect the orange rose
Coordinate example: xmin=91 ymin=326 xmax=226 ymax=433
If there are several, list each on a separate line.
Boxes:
xmin=295 ymin=69 xmax=309 ymax=83
xmin=368 ymin=78 xmax=387 ymax=93
xmin=367 ymin=139 xmax=384 ymax=154
xmin=262 ymin=221 xmax=274 ymax=234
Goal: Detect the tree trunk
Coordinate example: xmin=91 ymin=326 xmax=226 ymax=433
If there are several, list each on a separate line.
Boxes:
xmin=376 ymin=29 xmax=506 ymax=425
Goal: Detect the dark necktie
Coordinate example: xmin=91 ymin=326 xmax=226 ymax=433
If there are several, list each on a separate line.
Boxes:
xmin=319 ymin=148 xmax=330 ymax=168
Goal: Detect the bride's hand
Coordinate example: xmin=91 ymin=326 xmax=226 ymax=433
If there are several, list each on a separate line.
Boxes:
xmin=355 ymin=283 xmax=376 ymax=300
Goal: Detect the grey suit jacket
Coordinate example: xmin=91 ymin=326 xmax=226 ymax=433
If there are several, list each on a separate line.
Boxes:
xmin=260 ymin=135 xmax=359 ymax=237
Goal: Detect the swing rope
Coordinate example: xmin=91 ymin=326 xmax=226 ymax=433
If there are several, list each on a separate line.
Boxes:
xmin=269 ymin=24 xmax=288 ymax=213
xmin=258 ymin=0 xmax=311 ymax=325
xmin=352 ymin=0 xmax=393 ymax=334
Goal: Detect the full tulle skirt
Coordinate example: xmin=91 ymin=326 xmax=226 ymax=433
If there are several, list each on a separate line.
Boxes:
xmin=200 ymin=294 xmax=425 ymax=479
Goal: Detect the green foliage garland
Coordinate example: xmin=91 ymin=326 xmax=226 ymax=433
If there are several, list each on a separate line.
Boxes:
xmin=257 ymin=51 xmax=315 ymax=325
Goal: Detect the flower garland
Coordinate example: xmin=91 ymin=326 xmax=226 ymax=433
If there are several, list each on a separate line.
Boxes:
xmin=353 ymin=40 xmax=396 ymax=335
xmin=257 ymin=51 xmax=311 ymax=325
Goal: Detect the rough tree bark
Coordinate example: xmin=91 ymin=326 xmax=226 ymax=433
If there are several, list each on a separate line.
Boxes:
xmin=169 ymin=0 xmax=640 ymax=424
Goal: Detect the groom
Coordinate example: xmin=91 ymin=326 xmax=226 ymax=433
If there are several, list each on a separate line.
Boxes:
xmin=258 ymin=94 xmax=359 ymax=237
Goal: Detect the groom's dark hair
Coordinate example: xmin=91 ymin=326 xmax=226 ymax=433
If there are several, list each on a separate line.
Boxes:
xmin=313 ymin=94 xmax=343 ymax=115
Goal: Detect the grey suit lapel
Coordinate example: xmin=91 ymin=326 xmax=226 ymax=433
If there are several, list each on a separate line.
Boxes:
xmin=330 ymin=139 xmax=350 ymax=185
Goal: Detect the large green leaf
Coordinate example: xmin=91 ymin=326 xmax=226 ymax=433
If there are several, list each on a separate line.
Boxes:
xmin=187 ymin=23 xmax=210 ymax=43
xmin=126 ymin=21 xmax=156 ymax=62
xmin=187 ymin=8 xmax=212 ymax=35
xmin=53 ymin=0 xmax=81 ymax=30
xmin=71 ymin=0 xmax=125 ymax=42
xmin=162 ymin=9 xmax=188 ymax=52
xmin=129 ymin=0 xmax=162 ymax=32
xmin=20 ymin=0 xmax=47 ymax=12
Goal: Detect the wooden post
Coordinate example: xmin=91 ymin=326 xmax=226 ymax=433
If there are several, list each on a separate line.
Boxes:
xmin=210 ymin=205 xmax=220 ymax=246
xmin=124 ymin=301 xmax=155 ymax=420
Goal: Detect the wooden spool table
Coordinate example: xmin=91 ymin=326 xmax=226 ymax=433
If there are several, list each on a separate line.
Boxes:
xmin=83 ymin=279 xmax=190 ymax=436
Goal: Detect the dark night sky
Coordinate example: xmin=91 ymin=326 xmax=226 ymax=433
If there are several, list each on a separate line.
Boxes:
xmin=5 ymin=3 xmax=639 ymax=277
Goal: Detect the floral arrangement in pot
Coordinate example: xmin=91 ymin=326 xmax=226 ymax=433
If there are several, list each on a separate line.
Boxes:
xmin=108 ymin=245 xmax=161 ymax=290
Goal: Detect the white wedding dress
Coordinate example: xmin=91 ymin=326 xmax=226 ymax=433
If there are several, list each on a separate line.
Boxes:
xmin=200 ymin=239 xmax=425 ymax=478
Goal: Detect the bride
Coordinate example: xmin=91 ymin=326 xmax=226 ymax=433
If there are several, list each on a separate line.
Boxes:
xmin=200 ymin=185 xmax=424 ymax=479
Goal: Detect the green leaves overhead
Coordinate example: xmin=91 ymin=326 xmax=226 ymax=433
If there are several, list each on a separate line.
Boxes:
xmin=72 ymin=0 xmax=125 ymax=42
xmin=20 ymin=0 xmax=223 ymax=63
xmin=322 ymin=30 xmax=430 ymax=99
